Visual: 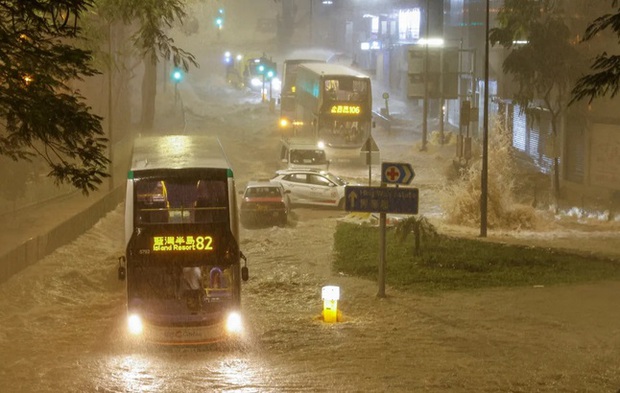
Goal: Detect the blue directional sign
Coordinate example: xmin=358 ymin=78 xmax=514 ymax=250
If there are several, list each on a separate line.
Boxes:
xmin=345 ymin=186 xmax=419 ymax=214
xmin=381 ymin=162 xmax=415 ymax=185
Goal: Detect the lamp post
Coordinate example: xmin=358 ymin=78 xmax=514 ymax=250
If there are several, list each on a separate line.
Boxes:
xmin=480 ymin=0 xmax=490 ymax=237
xmin=309 ymin=0 xmax=313 ymax=45
xmin=421 ymin=0 xmax=430 ymax=151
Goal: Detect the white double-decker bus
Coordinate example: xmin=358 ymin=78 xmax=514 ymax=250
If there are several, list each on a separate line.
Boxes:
xmin=118 ymin=134 xmax=248 ymax=345
xmin=294 ymin=62 xmax=372 ymax=157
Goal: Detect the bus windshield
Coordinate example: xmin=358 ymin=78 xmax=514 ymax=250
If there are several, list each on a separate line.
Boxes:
xmin=324 ymin=78 xmax=369 ymax=102
xmin=130 ymin=264 xmax=234 ymax=302
xmin=135 ymin=178 xmax=228 ymax=224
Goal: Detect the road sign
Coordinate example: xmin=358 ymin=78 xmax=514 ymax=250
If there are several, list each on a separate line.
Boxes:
xmin=345 ymin=185 xmax=419 ymax=214
xmin=361 ymin=135 xmax=380 ymax=152
xmin=381 ymin=162 xmax=415 ymax=185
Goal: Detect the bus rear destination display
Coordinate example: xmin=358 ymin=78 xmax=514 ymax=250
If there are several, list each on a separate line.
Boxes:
xmin=152 ymin=235 xmax=214 ymax=252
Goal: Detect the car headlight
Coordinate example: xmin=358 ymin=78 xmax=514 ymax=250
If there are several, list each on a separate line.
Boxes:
xmin=225 ymin=311 xmax=243 ymax=335
xmin=128 ymin=313 xmax=143 ymax=335
xmin=250 ymin=78 xmax=262 ymax=87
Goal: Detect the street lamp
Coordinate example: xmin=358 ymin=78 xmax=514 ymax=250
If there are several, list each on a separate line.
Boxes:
xmin=480 ymin=0 xmax=490 ymax=237
xmin=421 ymin=0 xmax=430 ymax=151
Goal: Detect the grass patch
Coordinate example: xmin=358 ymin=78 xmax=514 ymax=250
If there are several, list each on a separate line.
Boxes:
xmin=333 ymin=222 xmax=620 ymax=293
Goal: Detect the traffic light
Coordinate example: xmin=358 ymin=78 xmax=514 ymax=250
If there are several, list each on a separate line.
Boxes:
xmin=257 ymin=57 xmax=277 ymax=80
xmin=215 ymin=8 xmax=224 ymax=29
xmin=171 ymin=68 xmax=183 ymax=83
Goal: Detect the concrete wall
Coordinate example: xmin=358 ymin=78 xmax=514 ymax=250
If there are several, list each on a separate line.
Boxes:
xmin=0 ymin=186 xmax=125 ymax=284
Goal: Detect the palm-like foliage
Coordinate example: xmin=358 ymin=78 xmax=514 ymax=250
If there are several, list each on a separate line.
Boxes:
xmin=571 ymin=0 xmax=620 ymax=104
xmin=0 ymin=0 xmax=109 ymax=194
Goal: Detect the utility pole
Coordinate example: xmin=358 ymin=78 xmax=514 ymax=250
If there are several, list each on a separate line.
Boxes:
xmin=107 ymin=21 xmax=114 ymax=192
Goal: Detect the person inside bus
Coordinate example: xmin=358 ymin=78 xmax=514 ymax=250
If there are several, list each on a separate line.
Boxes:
xmin=325 ymin=80 xmax=338 ymax=101
xmin=180 ymin=266 xmax=202 ymax=291
xmin=346 ymin=126 xmax=359 ymax=143
xmin=207 ymin=267 xmax=231 ymax=298
xmin=137 ymin=180 xmax=169 ymax=223
xmin=178 ymin=266 xmax=204 ymax=309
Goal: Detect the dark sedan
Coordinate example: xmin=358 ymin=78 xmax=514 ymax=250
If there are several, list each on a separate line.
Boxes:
xmin=240 ymin=181 xmax=291 ymax=227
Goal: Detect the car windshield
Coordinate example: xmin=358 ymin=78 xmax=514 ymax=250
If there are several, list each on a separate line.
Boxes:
xmin=290 ymin=149 xmax=327 ymax=165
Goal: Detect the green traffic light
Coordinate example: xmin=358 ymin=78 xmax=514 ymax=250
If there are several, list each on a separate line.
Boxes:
xmin=172 ymin=69 xmax=183 ymax=82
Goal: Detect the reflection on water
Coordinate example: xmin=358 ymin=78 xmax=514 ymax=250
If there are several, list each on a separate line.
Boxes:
xmin=112 ymin=355 xmax=163 ymax=393
xmin=102 ymin=350 xmax=275 ymax=392
xmin=209 ymin=358 xmax=260 ymax=390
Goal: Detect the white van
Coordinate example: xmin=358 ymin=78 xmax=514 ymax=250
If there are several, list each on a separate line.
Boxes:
xmin=279 ymin=139 xmax=330 ymax=171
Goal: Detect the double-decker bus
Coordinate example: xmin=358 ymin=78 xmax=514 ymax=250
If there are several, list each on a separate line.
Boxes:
xmin=294 ymin=63 xmax=372 ymax=155
xmin=279 ymin=59 xmax=325 ymax=130
xmin=118 ymin=134 xmax=248 ymax=345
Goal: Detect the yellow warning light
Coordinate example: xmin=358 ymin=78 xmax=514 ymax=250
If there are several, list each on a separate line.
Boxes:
xmin=321 ymin=285 xmax=340 ymax=323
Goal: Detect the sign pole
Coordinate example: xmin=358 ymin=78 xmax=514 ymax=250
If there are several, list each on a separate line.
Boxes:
xmin=367 ymin=151 xmax=372 ymax=186
xmin=344 ymin=161 xmax=418 ymax=298
xmin=377 ymin=182 xmax=387 ymax=298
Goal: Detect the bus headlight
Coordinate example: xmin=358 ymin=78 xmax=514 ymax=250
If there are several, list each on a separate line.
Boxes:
xmin=225 ymin=311 xmax=243 ymax=335
xmin=128 ymin=313 xmax=144 ymax=335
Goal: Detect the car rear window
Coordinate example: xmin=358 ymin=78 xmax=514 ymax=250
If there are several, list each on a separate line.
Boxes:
xmin=246 ymin=187 xmax=282 ymax=197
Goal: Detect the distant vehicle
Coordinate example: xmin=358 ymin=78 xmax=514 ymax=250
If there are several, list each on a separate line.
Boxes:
xmin=119 ymin=134 xmax=249 ymax=346
xmin=271 ymin=168 xmax=349 ymax=209
xmin=279 ymin=138 xmax=330 ymax=171
xmin=293 ymin=62 xmax=373 ymax=162
xmin=240 ymin=181 xmax=291 ymax=227
xmin=243 ymin=55 xmax=279 ymax=93
xmin=279 ymin=59 xmax=326 ymax=130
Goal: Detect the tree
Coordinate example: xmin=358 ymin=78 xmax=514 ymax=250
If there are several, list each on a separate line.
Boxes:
xmin=489 ymin=0 xmax=583 ymax=201
xmin=96 ymin=0 xmax=198 ymax=131
xmin=0 ymin=0 xmax=109 ymax=194
xmin=571 ymin=0 xmax=620 ymax=104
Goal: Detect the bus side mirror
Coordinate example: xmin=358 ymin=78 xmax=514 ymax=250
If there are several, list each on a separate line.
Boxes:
xmin=242 ymin=266 xmax=249 ymax=281
xmin=118 ymin=256 xmax=126 ymax=281
xmin=241 ymin=251 xmax=249 ymax=281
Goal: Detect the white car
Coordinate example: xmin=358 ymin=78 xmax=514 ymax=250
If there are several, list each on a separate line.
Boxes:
xmin=271 ymin=169 xmax=348 ymax=209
